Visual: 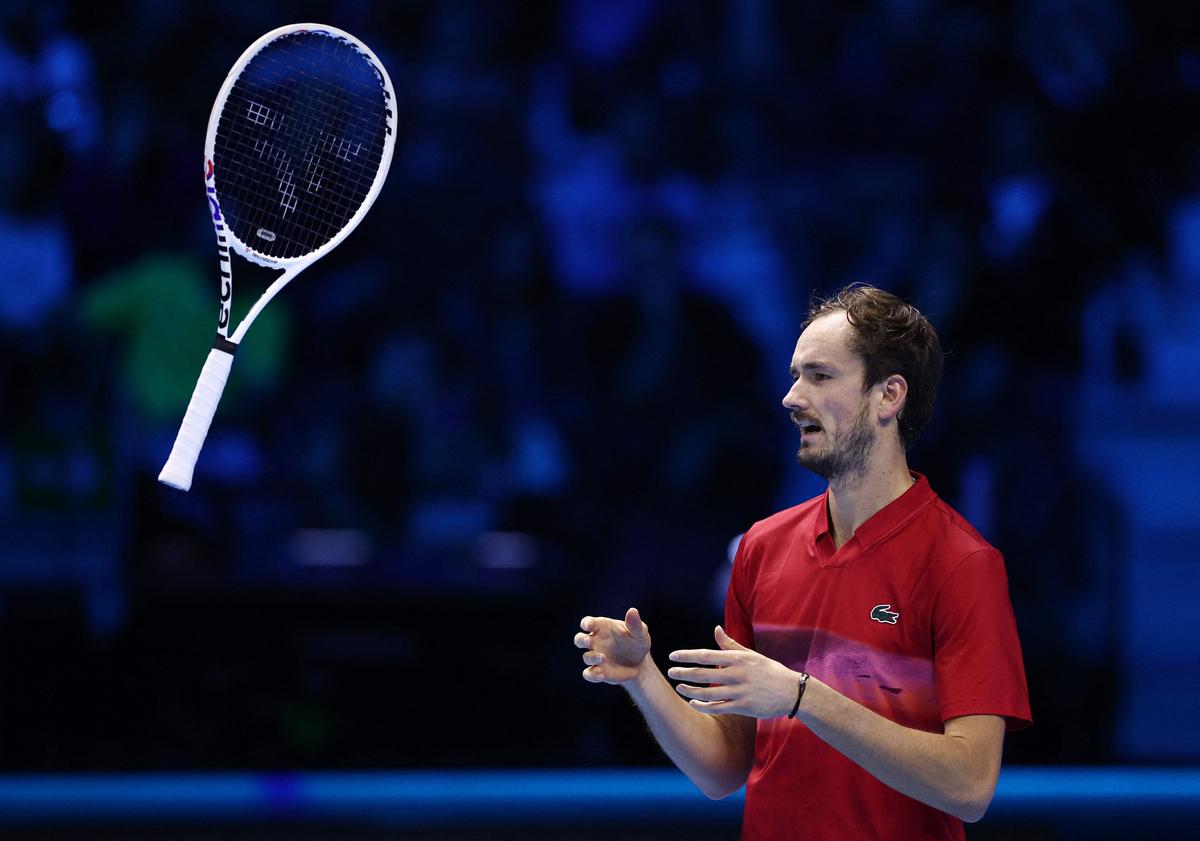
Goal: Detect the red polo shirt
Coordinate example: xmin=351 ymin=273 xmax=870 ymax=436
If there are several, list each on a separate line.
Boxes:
xmin=725 ymin=473 xmax=1031 ymax=841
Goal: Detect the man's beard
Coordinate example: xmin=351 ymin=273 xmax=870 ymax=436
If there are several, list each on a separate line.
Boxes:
xmin=796 ymin=402 xmax=874 ymax=483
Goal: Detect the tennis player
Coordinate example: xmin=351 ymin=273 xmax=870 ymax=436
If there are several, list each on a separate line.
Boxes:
xmin=576 ymin=285 xmax=1031 ymax=840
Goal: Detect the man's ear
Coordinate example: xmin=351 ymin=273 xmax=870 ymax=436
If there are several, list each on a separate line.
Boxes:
xmin=877 ymin=374 xmax=908 ymax=422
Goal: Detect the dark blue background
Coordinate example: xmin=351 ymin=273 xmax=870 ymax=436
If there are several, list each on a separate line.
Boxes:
xmin=1 ymin=0 xmax=1197 ymax=779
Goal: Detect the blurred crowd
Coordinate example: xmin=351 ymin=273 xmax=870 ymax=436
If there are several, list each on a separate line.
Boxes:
xmin=2 ymin=0 xmax=1200 ymax=770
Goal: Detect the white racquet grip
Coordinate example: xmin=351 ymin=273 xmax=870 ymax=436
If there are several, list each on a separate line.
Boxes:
xmin=158 ymin=344 xmax=236 ymax=491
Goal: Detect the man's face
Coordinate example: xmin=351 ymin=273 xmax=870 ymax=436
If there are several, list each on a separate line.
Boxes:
xmin=782 ymin=312 xmax=878 ymax=482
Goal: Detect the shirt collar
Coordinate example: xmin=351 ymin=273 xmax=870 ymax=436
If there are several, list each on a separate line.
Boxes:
xmin=813 ymin=471 xmax=936 ymax=554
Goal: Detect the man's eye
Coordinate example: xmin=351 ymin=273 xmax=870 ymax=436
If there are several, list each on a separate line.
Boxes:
xmin=812 ymin=373 xmax=830 ymax=381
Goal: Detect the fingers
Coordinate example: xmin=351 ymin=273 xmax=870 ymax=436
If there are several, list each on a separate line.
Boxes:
xmin=677 ymin=682 xmax=744 ymax=714
xmin=625 ymin=607 xmax=647 ymax=639
xmin=714 ymin=625 xmax=747 ymax=650
xmin=582 ymin=651 xmax=605 ymax=667
xmin=675 ymin=681 xmax=733 ymax=702
xmin=579 ymin=615 xmax=613 ymax=641
xmin=574 ymin=632 xmax=592 ymax=650
xmin=579 ymin=611 xmax=647 ymax=642
xmin=582 ymin=665 xmax=606 ymax=683
xmin=668 ymin=648 xmax=736 ymax=666
xmin=667 ymin=665 xmax=732 ymax=684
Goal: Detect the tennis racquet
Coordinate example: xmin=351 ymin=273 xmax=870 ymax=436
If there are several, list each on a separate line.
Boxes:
xmin=159 ymin=23 xmax=396 ymax=491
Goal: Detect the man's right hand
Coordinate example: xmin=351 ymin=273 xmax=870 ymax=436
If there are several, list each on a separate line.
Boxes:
xmin=575 ymin=607 xmax=652 ymax=685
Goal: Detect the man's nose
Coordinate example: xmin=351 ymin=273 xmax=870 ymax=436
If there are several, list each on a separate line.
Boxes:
xmin=782 ymin=380 xmax=807 ymax=411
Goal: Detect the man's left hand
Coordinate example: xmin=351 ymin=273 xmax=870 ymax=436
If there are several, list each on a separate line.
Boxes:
xmin=667 ymin=626 xmax=801 ymax=719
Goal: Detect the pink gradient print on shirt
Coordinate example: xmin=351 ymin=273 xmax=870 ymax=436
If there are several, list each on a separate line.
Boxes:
xmin=754 ymin=624 xmax=940 ymax=731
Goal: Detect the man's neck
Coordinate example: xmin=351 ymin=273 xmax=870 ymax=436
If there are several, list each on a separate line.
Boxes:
xmin=826 ymin=449 xmax=914 ymax=550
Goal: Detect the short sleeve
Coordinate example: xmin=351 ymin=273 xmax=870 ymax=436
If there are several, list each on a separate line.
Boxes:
xmin=932 ymin=548 xmax=1032 ymax=731
xmin=724 ymin=534 xmax=756 ymax=651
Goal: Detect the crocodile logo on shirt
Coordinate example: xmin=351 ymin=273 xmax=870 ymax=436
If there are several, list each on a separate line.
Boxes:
xmin=870 ymin=604 xmax=900 ymax=624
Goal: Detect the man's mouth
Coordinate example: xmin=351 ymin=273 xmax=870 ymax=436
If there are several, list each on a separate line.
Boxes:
xmin=795 ymin=419 xmax=823 ymax=436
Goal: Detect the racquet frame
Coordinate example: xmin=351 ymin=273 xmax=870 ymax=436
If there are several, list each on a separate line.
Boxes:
xmin=158 ymin=23 xmax=396 ymax=491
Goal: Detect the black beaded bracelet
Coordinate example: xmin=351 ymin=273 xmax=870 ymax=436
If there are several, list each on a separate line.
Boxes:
xmin=787 ymin=672 xmax=810 ymax=719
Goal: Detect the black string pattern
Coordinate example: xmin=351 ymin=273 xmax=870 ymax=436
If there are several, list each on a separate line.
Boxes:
xmin=214 ymin=30 xmax=389 ymax=260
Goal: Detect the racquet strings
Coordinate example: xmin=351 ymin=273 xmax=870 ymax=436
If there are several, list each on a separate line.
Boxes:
xmin=213 ymin=30 xmax=389 ymax=261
